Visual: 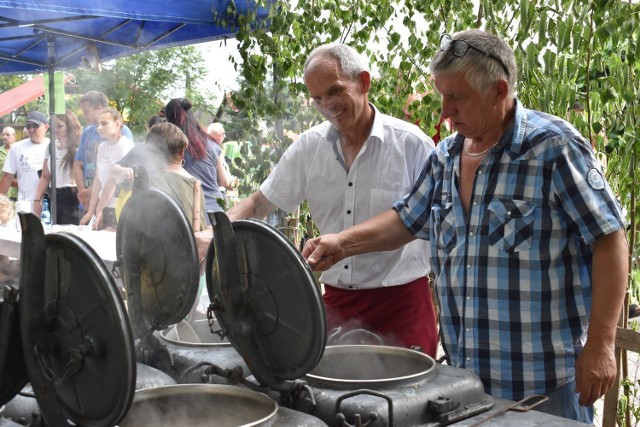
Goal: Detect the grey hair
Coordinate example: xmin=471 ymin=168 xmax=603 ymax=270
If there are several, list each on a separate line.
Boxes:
xmin=429 ymin=29 xmax=517 ymax=97
xmin=207 ymin=122 xmax=224 ymax=134
xmin=303 ymin=44 xmax=369 ymax=81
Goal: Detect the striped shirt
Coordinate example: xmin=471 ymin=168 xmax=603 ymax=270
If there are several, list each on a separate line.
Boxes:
xmin=394 ymin=99 xmax=625 ymax=400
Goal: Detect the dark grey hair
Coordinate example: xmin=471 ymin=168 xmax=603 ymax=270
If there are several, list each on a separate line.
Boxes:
xmin=303 ymin=44 xmax=369 ymax=81
xmin=429 ymin=29 xmax=517 ymax=97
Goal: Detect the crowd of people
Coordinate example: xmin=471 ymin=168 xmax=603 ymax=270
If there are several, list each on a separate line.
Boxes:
xmin=0 ymin=29 xmax=631 ymax=423
xmin=0 ymin=91 xmax=228 ymax=235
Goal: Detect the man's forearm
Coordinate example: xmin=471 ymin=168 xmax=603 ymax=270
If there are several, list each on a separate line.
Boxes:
xmin=0 ymin=173 xmax=13 ymax=195
xmin=339 ymin=209 xmax=416 ymax=258
xmin=588 ymin=229 xmax=629 ymax=345
xmin=304 ymin=209 xmax=417 ymax=270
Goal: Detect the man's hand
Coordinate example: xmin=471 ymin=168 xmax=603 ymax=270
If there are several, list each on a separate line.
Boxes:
xmin=574 ymin=340 xmax=617 ymax=406
xmin=77 ymin=187 xmax=92 ymax=207
xmin=302 ymin=234 xmax=345 ymax=271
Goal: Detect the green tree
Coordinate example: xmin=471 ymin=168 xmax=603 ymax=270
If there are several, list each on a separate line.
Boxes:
xmin=224 ymin=0 xmax=639 ymax=420
xmin=0 ymin=74 xmax=46 ymax=125
xmin=0 ymin=74 xmax=27 ymax=93
xmin=70 ymin=45 xmax=214 ymax=138
xmin=224 ymin=0 xmax=638 ymax=254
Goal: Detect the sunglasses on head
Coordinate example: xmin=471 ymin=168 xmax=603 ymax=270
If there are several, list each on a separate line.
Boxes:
xmin=25 ymin=123 xmax=42 ymax=130
xmin=439 ymin=34 xmax=510 ymax=78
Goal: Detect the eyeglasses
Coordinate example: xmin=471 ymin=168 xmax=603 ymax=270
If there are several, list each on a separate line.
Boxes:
xmin=25 ymin=123 xmax=42 ymax=130
xmin=439 ymin=34 xmax=510 ymax=78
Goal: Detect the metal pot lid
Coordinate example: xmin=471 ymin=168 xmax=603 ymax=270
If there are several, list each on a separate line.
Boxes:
xmin=0 ymin=288 xmax=28 ymax=406
xmin=116 ymin=188 xmax=200 ymax=338
xmin=18 ymin=212 xmax=136 ymax=427
xmin=206 ymin=212 xmax=326 ymax=390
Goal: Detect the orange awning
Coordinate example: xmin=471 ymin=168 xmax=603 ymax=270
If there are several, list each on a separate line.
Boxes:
xmin=0 ymin=75 xmax=45 ymax=118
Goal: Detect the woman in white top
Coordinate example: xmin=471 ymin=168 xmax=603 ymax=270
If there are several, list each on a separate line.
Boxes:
xmin=80 ymin=107 xmax=134 ymax=230
xmin=33 ymin=110 xmax=82 ymax=224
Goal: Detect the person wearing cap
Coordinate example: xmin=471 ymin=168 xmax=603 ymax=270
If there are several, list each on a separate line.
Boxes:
xmin=0 ymin=111 xmax=50 ymax=202
xmin=0 ymin=126 xmax=17 ymax=200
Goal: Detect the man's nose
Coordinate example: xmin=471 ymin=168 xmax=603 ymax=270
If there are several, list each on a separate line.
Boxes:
xmin=440 ymin=99 xmax=454 ymax=120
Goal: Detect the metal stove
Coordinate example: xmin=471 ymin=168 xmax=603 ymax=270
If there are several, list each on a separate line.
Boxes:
xmin=0 ymin=184 xmax=327 ymax=426
xmin=0 ymin=180 xmax=591 ymax=427
xmin=203 ymin=211 xmax=591 ymax=427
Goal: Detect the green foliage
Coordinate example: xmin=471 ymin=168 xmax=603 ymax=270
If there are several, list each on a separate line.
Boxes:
xmin=70 ymin=46 xmax=214 ymax=138
xmin=223 ymin=0 xmax=640 ymax=258
xmin=0 ymin=74 xmax=27 ymax=93
xmin=618 ymin=377 xmax=640 ymax=425
xmin=0 ymin=74 xmax=47 ymax=123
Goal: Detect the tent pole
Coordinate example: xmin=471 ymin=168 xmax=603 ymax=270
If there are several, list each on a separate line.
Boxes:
xmin=47 ymin=35 xmax=57 ymax=225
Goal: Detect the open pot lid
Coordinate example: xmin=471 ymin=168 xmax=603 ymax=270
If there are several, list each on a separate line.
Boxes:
xmin=18 ymin=212 xmax=136 ymax=427
xmin=116 ymin=188 xmax=200 ymax=338
xmin=0 ymin=287 xmax=28 ymax=406
xmin=206 ymin=212 xmax=326 ymax=391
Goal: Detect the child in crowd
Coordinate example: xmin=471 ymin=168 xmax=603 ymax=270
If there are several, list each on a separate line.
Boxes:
xmin=80 ymin=108 xmax=134 ymax=230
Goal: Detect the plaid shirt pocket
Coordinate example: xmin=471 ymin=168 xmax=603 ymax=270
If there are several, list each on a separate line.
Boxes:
xmin=488 ymin=199 xmax=536 ymax=253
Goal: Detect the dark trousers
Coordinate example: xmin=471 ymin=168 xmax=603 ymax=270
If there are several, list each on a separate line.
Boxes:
xmin=52 ymin=187 xmax=81 ymax=225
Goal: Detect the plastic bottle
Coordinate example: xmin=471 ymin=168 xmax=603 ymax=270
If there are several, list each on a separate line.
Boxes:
xmin=41 ymin=198 xmax=51 ymax=232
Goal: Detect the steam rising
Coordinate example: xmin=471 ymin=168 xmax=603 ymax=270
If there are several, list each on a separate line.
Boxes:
xmin=306 ymin=345 xmax=435 ymax=385
xmin=118 ymin=385 xmax=277 ymax=427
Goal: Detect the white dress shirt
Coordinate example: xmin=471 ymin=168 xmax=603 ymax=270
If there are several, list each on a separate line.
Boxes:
xmin=260 ymin=104 xmax=434 ymax=289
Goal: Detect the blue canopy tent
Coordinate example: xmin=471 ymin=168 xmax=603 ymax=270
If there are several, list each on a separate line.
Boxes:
xmin=0 ymin=0 xmax=270 ymax=222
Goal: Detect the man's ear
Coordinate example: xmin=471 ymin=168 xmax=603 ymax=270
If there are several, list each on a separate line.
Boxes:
xmin=359 ymin=71 xmax=372 ymax=94
xmin=494 ymin=79 xmax=510 ymax=103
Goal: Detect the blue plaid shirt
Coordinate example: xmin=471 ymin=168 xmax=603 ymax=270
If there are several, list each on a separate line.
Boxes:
xmin=394 ymin=100 xmax=625 ymax=400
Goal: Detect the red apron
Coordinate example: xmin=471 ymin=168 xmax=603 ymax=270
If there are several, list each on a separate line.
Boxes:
xmin=323 ymin=277 xmax=438 ymax=357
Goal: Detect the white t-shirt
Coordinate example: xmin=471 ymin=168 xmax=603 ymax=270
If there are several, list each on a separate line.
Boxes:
xmin=96 ymin=136 xmax=134 ymax=207
xmin=2 ymin=137 xmax=50 ymax=201
xmin=260 ymin=104 xmax=435 ymax=289
xmin=45 ymin=143 xmax=74 ymax=188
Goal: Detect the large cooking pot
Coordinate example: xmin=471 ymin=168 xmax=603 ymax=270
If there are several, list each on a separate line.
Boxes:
xmin=305 ymin=345 xmax=435 ymax=388
xmin=157 ymin=319 xmax=250 ymax=385
xmin=116 ymin=187 xmax=200 ymax=340
xmin=206 ymin=212 xmax=326 ymax=393
xmin=301 ymin=345 xmax=493 ymax=425
xmin=6 ymin=203 xmax=328 ymax=427
xmin=118 ymin=384 xmax=278 ymax=427
xmin=205 ymin=212 xmax=497 ymax=426
xmin=161 ymin=318 xmax=229 ymax=346
xmin=2 ymin=364 xmax=175 ymax=425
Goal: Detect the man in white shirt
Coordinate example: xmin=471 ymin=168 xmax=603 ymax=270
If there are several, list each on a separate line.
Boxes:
xmin=0 ymin=111 xmax=50 ymax=201
xmin=0 ymin=126 xmax=17 ymax=200
xmin=227 ymin=44 xmax=438 ymax=355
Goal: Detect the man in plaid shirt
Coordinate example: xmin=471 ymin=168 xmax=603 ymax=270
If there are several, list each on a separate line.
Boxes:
xmin=303 ymin=29 xmax=628 ymax=423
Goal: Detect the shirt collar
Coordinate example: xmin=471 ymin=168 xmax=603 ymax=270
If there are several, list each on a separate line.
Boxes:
xmin=445 ymin=98 xmax=524 ymax=159
xmin=323 ymin=103 xmax=382 ymax=144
